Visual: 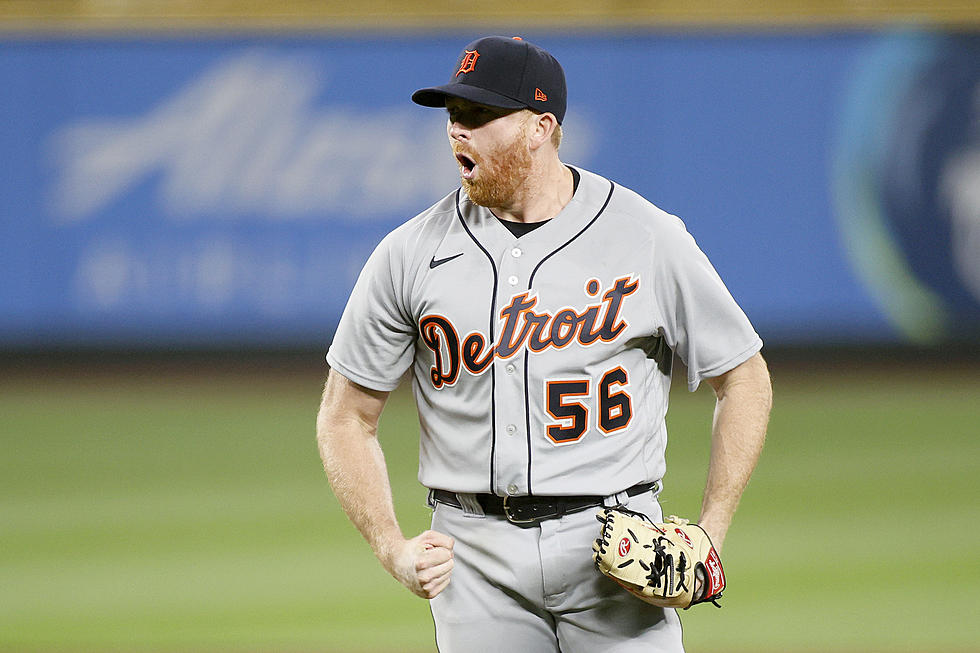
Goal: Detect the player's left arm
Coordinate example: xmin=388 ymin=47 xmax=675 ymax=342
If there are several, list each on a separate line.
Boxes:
xmin=697 ymin=351 xmax=772 ymax=552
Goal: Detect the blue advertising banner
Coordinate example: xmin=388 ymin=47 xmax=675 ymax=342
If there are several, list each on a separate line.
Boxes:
xmin=1 ymin=32 xmax=977 ymax=347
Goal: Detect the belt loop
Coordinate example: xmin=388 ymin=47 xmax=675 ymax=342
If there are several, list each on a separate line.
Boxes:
xmin=615 ymin=489 xmax=631 ymax=506
xmin=603 ymin=490 xmax=630 ymax=508
xmin=426 ymin=488 xmax=437 ymax=509
xmin=456 ymin=493 xmax=487 ymax=518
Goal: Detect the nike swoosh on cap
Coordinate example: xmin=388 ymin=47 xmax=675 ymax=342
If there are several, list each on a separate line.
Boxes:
xmin=429 ymin=253 xmax=464 ymax=269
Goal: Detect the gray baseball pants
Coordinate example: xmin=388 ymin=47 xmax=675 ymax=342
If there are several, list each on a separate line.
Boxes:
xmin=428 ymin=487 xmax=684 ymax=652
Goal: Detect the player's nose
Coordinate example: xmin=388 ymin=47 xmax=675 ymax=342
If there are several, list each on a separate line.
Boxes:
xmin=447 ymin=119 xmax=469 ymax=141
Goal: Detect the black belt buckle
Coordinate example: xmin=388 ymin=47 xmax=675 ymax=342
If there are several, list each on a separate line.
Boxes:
xmin=502 ymin=495 xmax=558 ymax=524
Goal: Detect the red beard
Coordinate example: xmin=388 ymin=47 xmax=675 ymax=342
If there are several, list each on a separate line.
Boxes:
xmin=454 ymin=131 xmax=532 ymax=209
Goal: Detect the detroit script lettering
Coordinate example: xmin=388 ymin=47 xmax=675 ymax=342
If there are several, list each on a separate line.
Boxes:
xmin=419 ymin=276 xmax=639 ymax=388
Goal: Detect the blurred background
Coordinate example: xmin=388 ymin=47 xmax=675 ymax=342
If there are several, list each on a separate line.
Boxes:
xmin=1 ymin=1 xmax=978 ymax=652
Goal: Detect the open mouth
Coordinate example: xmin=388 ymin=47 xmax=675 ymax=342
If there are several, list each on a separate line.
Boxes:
xmin=455 ymin=152 xmax=477 ymax=180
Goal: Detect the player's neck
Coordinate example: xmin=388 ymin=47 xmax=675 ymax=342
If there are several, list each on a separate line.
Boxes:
xmin=492 ymin=157 xmax=573 ymax=224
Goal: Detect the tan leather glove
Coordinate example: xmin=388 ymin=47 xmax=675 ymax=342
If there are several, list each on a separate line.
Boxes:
xmin=593 ymin=509 xmax=725 ymax=609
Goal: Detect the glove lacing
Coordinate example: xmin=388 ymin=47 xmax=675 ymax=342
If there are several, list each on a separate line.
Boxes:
xmin=594 ymin=506 xmax=654 ymax=567
xmin=593 ymin=511 xmax=615 ymax=560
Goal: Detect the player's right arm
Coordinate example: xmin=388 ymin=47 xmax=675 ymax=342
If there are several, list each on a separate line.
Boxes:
xmin=316 ymin=369 xmax=454 ymax=599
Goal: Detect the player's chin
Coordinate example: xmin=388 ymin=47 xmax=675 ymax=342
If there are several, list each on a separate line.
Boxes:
xmin=463 ymin=182 xmax=492 ymax=207
xmin=461 ymin=177 xmax=481 ymax=198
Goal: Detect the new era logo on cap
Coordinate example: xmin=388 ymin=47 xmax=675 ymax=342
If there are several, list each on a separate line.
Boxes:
xmin=412 ymin=36 xmax=567 ymax=124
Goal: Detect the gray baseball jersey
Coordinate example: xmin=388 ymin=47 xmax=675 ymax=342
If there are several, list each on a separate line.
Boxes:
xmin=326 ymin=165 xmax=762 ymax=497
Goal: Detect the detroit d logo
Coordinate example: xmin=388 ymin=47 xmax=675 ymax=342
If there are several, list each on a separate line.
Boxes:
xmin=456 ymin=50 xmax=480 ymax=77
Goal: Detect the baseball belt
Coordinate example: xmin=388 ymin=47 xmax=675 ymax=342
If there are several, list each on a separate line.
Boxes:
xmin=430 ymin=481 xmax=659 ymax=525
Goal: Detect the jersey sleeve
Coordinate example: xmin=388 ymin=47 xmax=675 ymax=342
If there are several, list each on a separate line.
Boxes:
xmin=652 ymin=219 xmax=763 ymax=391
xmin=326 ymin=230 xmax=416 ymax=392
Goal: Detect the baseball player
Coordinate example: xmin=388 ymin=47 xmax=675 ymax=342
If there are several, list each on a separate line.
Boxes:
xmin=317 ymin=36 xmax=772 ymax=652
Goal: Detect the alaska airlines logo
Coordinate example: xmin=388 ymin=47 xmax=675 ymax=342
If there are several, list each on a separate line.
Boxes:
xmin=419 ymin=276 xmax=639 ymax=388
xmin=47 ymin=51 xmax=456 ymax=223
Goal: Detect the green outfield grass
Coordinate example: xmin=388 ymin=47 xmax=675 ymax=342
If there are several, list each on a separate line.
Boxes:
xmin=1 ymin=357 xmax=978 ymax=652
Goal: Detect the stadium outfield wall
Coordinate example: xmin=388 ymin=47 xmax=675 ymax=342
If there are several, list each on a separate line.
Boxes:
xmin=1 ymin=29 xmax=978 ymax=348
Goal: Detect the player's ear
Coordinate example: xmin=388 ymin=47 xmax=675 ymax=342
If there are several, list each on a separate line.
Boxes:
xmin=527 ymin=111 xmax=558 ymax=151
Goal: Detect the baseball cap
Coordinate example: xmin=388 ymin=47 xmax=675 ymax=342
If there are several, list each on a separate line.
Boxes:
xmin=412 ymin=36 xmax=567 ymax=124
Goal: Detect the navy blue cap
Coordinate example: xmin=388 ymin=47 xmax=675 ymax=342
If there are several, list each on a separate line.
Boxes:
xmin=412 ymin=36 xmax=567 ymax=124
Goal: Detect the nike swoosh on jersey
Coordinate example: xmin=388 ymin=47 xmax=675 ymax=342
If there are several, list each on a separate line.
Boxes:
xmin=429 ymin=253 xmax=464 ymax=269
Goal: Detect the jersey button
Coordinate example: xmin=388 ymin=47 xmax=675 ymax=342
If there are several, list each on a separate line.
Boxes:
xmin=505 ymin=363 xmax=516 ymax=374
xmin=505 ymin=424 xmax=516 ymax=435
xmin=511 ymin=247 xmax=523 ymax=258
xmin=507 ymin=275 xmax=519 ymax=286
xmin=506 ymin=484 xmax=519 ymax=495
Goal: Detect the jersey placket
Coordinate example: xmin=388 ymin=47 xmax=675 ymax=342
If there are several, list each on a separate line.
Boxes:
xmin=492 ymin=240 xmax=531 ymax=497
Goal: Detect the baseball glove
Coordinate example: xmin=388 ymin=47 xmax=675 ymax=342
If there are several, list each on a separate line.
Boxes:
xmin=592 ymin=508 xmax=725 ymax=609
